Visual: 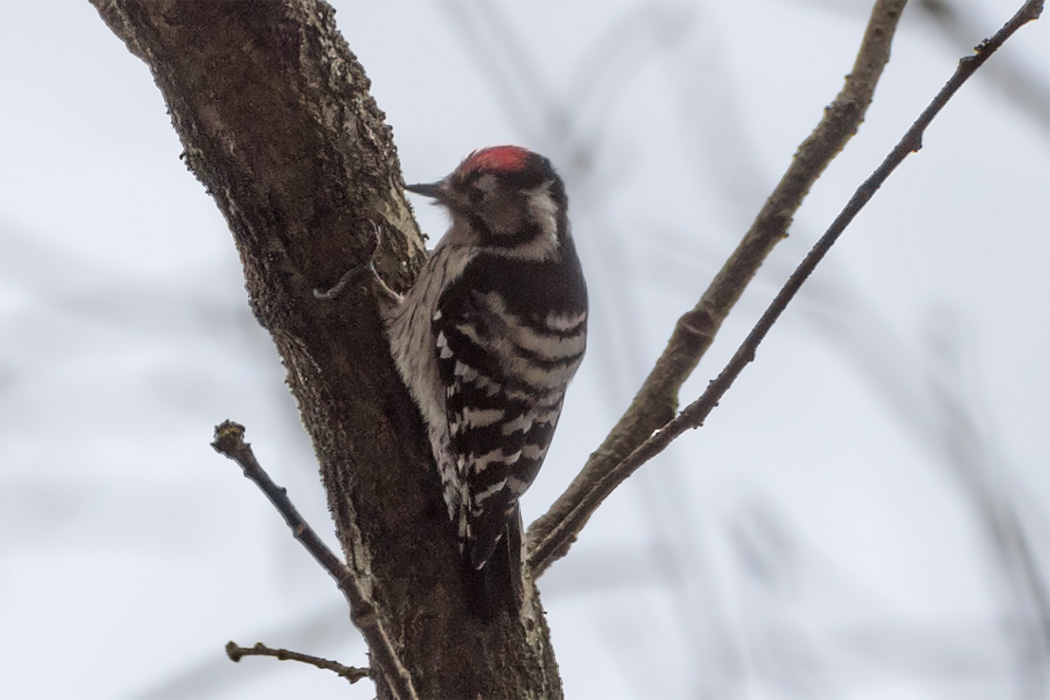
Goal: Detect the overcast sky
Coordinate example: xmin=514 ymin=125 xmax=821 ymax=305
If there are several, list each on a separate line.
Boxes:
xmin=1 ymin=1 xmax=1048 ymax=699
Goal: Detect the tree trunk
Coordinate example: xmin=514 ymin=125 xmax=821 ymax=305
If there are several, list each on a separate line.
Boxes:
xmin=89 ymin=1 xmax=563 ymax=697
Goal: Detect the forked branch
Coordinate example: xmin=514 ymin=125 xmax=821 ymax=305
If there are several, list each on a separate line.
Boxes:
xmin=528 ymin=0 xmax=1044 ymax=577
xmin=527 ymin=0 xmax=909 ymax=574
xmin=211 ymin=421 xmax=418 ymax=700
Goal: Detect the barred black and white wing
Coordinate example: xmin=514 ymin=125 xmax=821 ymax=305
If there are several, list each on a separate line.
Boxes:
xmin=433 ymin=252 xmax=587 ymax=572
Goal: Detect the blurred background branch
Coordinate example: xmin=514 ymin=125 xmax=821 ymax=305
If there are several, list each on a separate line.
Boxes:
xmin=527 ymin=0 xmax=909 ymax=579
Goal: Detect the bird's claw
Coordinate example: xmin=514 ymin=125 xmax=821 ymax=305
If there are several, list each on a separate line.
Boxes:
xmin=313 ymin=220 xmax=384 ymax=301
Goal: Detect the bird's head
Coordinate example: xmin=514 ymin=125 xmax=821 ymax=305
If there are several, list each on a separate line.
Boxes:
xmin=405 ymin=145 xmax=569 ymax=257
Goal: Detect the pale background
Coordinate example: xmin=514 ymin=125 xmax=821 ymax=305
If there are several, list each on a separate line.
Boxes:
xmin=1 ymin=1 xmax=1047 ymax=698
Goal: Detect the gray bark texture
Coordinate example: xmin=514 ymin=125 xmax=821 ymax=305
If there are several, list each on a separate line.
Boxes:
xmin=89 ymin=1 xmax=563 ymax=698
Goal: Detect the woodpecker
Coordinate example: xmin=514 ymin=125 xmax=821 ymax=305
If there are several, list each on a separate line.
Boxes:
xmin=384 ymin=146 xmax=587 ymax=613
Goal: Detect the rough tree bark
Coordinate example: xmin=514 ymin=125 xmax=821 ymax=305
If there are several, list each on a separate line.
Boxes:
xmin=89 ymin=1 xmax=562 ymax=698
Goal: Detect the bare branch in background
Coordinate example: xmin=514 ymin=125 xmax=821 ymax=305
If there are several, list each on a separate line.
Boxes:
xmin=921 ymin=314 xmax=1050 ymax=695
xmin=529 ymin=0 xmax=1045 ymax=578
xmin=655 ymin=3 xmax=1048 ymax=691
xmin=528 ymin=0 xmax=912 ymax=576
xmin=727 ymin=497 xmax=1042 ymax=696
xmin=225 ymin=641 xmax=369 ymax=684
xmin=135 ymin=605 xmax=357 ymax=699
xmin=211 ymin=421 xmax=416 ymax=700
xmin=919 ymin=0 xmax=1050 ymax=132
xmin=443 ymin=1 xmax=691 ymax=182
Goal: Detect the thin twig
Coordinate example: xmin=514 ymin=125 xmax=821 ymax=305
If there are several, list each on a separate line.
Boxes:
xmin=528 ymin=0 xmax=1045 ymax=577
xmin=211 ymin=421 xmax=353 ymax=583
xmin=919 ymin=0 xmax=1050 ymax=131
xmin=528 ymin=0 xmax=911 ymax=576
xmin=225 ymin=641 xmax=370 ymax=684
xmin=211 ymin=421 xmax=418 ymax=700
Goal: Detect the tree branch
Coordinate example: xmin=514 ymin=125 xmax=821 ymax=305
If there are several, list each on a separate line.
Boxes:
xmin=528 ymin=0 xmax=1044 ymax=577
xmin=528 ymin=0 xmax=911 ymax=576
xmin=90 ymin=1 xmax=563 ymax=697
xmin=225 ymin=641 xmax=370 ymax=684
xmin=919 ymin=0 xmax=1050 ymax=131
xmin=211 ymin=421 xmax=417 ymax=700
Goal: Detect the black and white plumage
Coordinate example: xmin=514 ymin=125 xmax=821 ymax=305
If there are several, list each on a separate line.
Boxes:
xmin=384 ymin=146 xmax=586 ymax=607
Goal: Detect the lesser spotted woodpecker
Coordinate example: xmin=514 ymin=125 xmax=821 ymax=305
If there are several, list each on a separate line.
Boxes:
xmin=385 ymin=146 xmax=587 ymax=612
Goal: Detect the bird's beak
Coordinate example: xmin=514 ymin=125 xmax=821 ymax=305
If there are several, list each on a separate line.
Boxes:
xmin=404 ymin=181 xmax=445 ymax=199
